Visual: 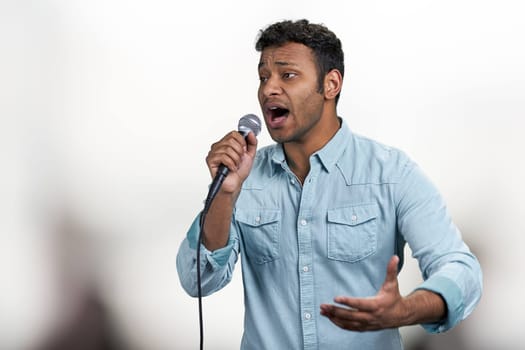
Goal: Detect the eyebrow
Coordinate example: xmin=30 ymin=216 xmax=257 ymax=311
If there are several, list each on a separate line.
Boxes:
xmin=258 ymin=60 xmax=296 ymax=69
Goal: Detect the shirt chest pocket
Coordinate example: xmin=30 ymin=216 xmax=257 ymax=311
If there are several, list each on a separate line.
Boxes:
xmin=236 ymin=209 xmax=281 ymax=264
xmin=327 ymin=204 xmax=378 ymax=263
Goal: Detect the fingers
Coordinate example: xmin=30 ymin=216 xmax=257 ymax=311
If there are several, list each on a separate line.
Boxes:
xmin=333 ymin=296 xmax=376 ymax=312
xmin=320 ymin=304 xmax=376 ymax=331
xmin=206 ymin=131 xmax=248 ymax=175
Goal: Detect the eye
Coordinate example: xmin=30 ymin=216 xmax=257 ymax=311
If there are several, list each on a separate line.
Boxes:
xmin=283 ymin=72 xmax=297 ymax=79
xmin=259 ymin=75 xmax=269 ymax=83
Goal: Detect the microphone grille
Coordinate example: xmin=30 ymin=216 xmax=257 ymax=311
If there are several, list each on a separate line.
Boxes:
xmin=238 ymin=114 xmax=262 ymax=137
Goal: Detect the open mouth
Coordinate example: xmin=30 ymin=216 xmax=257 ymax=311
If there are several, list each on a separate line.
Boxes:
xmin=269 ymin=106 xmax=289 ymax=118
xmin=267 ymin=106 xmax=290 ymax=128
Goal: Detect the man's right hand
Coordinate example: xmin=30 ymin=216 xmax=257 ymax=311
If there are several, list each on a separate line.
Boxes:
xmin=202 ymin=130 xmax=258 ymax=251
xmin=206 ymin=130 xmax=258 ymax=196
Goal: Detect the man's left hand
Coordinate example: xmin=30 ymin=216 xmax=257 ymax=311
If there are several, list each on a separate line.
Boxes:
xmin=320 ymin=255 xmax=409 ymax=331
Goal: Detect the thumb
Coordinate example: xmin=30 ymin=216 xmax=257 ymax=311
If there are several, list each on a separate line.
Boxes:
xmin=245 ymin=132 xmax=258 ymax=157
xmin=382 ymin=255 xmax=400 ymax=290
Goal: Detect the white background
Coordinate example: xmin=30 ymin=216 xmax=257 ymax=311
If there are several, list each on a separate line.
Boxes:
xmin=1 ymin=0 xmax=524 ymax=349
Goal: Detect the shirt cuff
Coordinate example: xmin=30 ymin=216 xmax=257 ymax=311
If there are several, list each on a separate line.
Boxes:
xmin=415 ymin=276 xmax=465 ymax=333
xmin=186 ymin=214 xmax=235 ymax=268
xmin=201 ymin=243 xmax=235 ymax=268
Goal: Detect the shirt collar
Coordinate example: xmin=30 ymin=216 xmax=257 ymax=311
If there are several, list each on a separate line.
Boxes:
xmin=270 ymin=143 xmax=287 ymax=177
xmin=269 ymin=118 xmax=352 ymax=176
xmin=314 ymin=118 xmax=351 ymax=173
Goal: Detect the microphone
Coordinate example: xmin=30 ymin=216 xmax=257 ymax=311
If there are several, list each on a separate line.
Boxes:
xmin=203 ymin=114 xmax=261 ymax=211
xmin=197 ymin=114 xmax=260 ymax=350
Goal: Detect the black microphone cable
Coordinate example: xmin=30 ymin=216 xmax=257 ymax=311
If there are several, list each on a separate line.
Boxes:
xmin=195 ymin=114 xmax=261 ymax=350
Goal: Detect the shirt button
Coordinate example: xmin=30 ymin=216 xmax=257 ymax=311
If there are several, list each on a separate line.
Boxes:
xmin=302 ymin=266 xmax=309 ymax=272
xmin=351 ymin=214 xmax=357 ymax=221
xmin=255 ymin=216 xmax=261 ymax=223
xmin=300 ymin=219 xmax=307 ymax=226
xmin=304 ymin=312 xmax=311 ymax=320
xmin=290 ymin=179 xmax=296 ymax=185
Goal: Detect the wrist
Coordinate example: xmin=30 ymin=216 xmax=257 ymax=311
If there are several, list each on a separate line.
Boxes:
xmin=403 ymin=290 xmax=447 ymax=326
xmin=215 ymin=187 xmax=240 ymax=204
xmin=400 ymin=295 xmax=418 ymax=327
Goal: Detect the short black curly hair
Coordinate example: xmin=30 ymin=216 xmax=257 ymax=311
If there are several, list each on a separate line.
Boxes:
xmin=255 ymin=19 xmax=345 ymax=103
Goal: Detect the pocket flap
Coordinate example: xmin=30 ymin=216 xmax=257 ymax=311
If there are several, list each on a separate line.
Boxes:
xmin=236 ymin=209 xmax=280 ymax=227
xmin=327 ymin=203 xmax=378 ymax=226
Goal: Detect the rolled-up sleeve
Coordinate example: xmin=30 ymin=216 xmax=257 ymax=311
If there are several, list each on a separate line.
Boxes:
xmin=176 ymin=214 xmax=240 ymax=297
xmin=395 ymin=160 xmax=483 ymax=333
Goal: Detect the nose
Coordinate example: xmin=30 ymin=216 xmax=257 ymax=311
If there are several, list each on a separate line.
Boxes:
xmin=260 ymin=75 xmax=282 ymax=97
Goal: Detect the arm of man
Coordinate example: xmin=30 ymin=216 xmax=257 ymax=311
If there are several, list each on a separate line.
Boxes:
xmin=176 ymin=131 xmax=258 ymax=297
xmin=321 ymin=153 xmax=481 ymax=333
xmin=202 ymin=131 xmax=258 ymax=250
xmin=320 ymin=255 xmax=446 ymax=331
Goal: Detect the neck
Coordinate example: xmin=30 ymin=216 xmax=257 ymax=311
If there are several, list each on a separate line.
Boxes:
xmin=283 ymin=115 xmax=341 ymax=184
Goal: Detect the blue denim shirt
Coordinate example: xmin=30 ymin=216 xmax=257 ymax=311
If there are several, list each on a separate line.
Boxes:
xmin=177 ymin=119 xmax=482 ymax=349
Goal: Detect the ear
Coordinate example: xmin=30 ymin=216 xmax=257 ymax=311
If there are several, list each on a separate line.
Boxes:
xmin=323 ymin=69 xmax=343 ymax=101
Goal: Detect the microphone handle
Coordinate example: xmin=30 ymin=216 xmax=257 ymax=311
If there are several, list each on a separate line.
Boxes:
xmin=204 ymin=164 xmax=229 ymax=212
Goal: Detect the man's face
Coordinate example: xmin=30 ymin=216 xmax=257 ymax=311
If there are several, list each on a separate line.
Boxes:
xmin=257 ymin=42 xmax=325 ymax=144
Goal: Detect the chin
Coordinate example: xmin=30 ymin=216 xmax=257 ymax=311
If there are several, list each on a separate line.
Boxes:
xmin=266 ymin=129 xmax=286 ymax=143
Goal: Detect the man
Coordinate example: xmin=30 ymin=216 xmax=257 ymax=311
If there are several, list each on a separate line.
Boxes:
xmin=177 ymin=19 xmax=482 ymax=349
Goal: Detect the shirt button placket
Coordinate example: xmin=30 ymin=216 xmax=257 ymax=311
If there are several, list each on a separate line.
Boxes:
xmin=298 ymin=213 xmax=315 ymax=349
xmin=297 ymin=174 xmax=317 ymax=349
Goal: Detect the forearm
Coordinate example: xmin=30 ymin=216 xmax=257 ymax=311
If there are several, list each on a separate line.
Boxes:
xmin=202 ymin=190 xmax=238 ymax=251
xmin=402 ymin=289 xmax=446 ymax=326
